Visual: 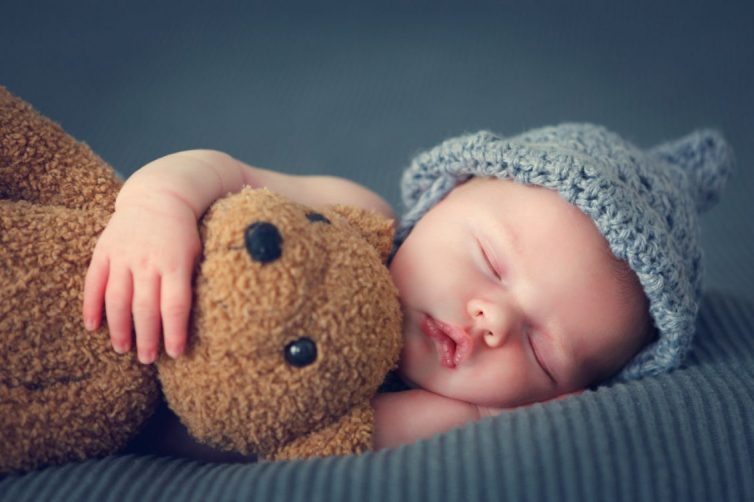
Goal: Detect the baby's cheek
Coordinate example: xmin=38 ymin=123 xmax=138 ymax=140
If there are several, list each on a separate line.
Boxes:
xmin=398 ymin=335 xmax=433 ymax=381
xmin=389 ymin=259 xmax=413 ymax=296
xmin=389 ymin=242 xmax=436 ymax=300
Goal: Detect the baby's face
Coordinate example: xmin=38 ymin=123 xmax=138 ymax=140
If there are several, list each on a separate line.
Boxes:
xmin=390 ymin=177 xmax=651 ymax=409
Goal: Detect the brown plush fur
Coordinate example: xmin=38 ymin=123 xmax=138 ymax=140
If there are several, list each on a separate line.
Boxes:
xmin=0 ymin=87 xmax=160 ymax=473
xmin=0 ymin=86 xmax=402 ymax=473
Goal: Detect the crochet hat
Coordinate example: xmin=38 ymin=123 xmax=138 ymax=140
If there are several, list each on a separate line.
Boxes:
xmin=396 ymin=124 xmax=733 ymax=381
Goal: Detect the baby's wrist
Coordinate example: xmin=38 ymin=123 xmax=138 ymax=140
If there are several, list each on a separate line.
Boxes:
xmin=118 ymin=150 xmax=245 ymax=218
xmin=115 ymin=182 xmax=196 ymax=219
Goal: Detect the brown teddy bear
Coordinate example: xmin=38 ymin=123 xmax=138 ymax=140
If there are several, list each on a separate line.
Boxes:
xmin=0 ymin=86 xmax=403 ymax=473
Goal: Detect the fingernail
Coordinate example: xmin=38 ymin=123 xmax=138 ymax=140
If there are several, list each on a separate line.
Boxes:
xmin=85 ymin=318 xmax=95 ymax=331
xmin=113 ymin=343 xmax=127 ymax=354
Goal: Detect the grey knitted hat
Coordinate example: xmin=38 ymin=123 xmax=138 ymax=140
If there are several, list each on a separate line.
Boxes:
xmin=396 ymin=123 xmax=733 ymax=381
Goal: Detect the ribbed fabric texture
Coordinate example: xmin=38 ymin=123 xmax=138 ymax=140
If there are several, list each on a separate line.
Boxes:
xmin=2 ymin=291 xmax=752 ymax=502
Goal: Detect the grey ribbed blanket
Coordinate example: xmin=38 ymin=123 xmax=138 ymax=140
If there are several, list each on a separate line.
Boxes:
xmin=2 ymin=290 xmax=752 ymax=501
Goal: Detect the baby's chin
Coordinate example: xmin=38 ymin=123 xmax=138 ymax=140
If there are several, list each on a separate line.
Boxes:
xmin=397 ymin=352 xmax=537 ymax=409
xmin=397 ymin=347 xmax=461 ymax=399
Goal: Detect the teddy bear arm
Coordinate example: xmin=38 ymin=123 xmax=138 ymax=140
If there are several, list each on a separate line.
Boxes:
xmin=0 ymin=86 xmax=122 ymax=212
xmin=269 ymin=401 xmax=375 ymax=461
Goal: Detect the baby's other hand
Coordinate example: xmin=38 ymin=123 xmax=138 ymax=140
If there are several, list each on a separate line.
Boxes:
xmin=82 ymin=192 xmax=201 ymax=364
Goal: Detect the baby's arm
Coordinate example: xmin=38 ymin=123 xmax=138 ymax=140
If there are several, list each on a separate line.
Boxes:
xmin=371 ymin=388 xmax=583 ymax=449
xmin=83 ymin=150 xmax=393 ymax=364
xmin=371 ymin=390 xmax=504 ymax=449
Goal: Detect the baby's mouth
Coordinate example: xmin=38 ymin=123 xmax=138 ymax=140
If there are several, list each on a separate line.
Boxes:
xmin=420 ymin=316 xmax=472 ymax=368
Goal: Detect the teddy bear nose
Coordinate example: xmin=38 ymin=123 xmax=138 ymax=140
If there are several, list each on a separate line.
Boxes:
xmin=244 ymin=221 xmax=283 ymax=263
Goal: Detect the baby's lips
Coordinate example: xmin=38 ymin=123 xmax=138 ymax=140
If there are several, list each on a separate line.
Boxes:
xmin=432 ymin=318 xmax=473 ymax=366
xmin=421 ymin=316 xmax=474 ymax=368
xmin=453 ymin=333 xmax=473 ymax=366
xmin=420 ymin=316 xmax=454 ymax=368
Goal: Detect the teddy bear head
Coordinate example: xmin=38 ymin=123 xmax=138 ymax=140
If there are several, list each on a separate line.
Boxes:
xmin=158 ymin=188 xmax=402 ymax=457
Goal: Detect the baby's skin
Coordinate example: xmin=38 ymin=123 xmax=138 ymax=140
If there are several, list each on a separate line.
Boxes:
xmin=83 ymin=151 xmax=652 ymax=451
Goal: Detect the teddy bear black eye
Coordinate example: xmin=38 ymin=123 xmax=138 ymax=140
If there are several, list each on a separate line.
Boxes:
xmin=284 ymin=337 xmax=318 ymax=367
xmin=306 ymin=212 xmax=331 ymax=224
xmin=245 ymin=221 xmax=283 ymax=263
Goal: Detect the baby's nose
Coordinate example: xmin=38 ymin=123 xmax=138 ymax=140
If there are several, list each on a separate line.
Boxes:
xmin=467 ymin=298 xmax=519 ymax=348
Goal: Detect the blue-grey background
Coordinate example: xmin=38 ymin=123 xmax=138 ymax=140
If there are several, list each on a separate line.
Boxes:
xmin=2 ymin=0 xmax=752 ymax=300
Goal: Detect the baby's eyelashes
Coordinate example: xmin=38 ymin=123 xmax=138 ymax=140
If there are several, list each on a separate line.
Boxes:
xmin=477 ymin=239 xmax=502 ymax=280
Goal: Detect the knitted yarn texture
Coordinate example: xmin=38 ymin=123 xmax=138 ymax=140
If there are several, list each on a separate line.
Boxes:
xmin=396 ymin=124 xmax=733 ymax=381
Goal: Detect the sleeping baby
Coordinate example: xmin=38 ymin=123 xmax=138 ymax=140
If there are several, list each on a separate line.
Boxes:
xmin=82 ymin=123 xmax=732 ymax=452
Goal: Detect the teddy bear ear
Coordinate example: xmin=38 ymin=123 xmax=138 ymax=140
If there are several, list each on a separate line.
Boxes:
xmin=327 ymin=205 xmax=395 ymax=263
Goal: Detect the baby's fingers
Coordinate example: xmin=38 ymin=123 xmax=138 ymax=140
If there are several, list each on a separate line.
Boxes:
xmin=132 ymin=270 xmax=162 ymax=364
xmin=105 ymin=267 xmax=134 ymax=355
xmin=83 ymin=255 xmax=109 ymax=331
xmin=160 ymin=268 xmax=193 ymax=359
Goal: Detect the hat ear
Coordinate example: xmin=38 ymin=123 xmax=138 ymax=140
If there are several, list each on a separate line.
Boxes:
xmin=649 ymin=129 xmax=734 ymax=213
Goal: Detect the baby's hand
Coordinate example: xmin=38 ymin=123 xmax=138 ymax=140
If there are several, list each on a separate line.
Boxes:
xmin=82 ymin=191 xmax=202 ymax=363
